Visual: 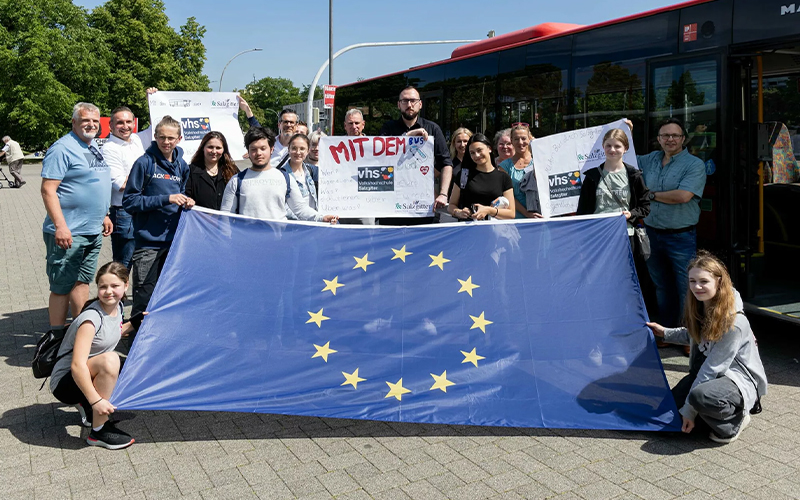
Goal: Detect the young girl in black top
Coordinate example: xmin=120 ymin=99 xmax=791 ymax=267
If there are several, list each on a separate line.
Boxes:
xmin=447 ymin=134 xmax=515 ymax=221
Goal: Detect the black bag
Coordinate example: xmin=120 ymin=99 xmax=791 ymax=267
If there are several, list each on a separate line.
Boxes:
xmin=31 ymin=327 xmax=72 ymax=379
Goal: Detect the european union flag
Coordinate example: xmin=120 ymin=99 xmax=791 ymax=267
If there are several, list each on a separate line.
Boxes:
xmin=111 ymin=209 xmax=680 ymax=431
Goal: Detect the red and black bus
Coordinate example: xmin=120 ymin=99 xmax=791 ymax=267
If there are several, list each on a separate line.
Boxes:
xmin=333 ymin=0 xmax=800 ymax=323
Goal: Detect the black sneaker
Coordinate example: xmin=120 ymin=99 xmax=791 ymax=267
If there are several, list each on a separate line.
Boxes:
xmin=76 ymin=402 xmax=92 ymax=428
xmin=86 ymin=422 xmax=135 ymax=450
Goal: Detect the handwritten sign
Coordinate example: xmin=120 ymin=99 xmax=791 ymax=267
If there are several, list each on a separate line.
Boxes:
xmin=530 ymin=119 xmax=638 ymax=217
xmin=318 ymin=136 xmax=435 ymax=217
xmin=147 ymin=91 xmax=246 ymax=162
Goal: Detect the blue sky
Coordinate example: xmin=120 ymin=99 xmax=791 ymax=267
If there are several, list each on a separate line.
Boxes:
xmin=75 ymin=0 xmax=681 ymax=93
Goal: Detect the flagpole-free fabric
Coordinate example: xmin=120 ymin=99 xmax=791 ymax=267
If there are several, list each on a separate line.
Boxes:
xmin=111 ymin=209 xmax=680 ymax=431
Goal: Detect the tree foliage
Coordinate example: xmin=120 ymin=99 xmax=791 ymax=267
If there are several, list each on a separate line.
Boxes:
xmin=0 ymin=0 xmax=210 ymax=149
xmin=237 ymin=77 xmax=323 ymax=131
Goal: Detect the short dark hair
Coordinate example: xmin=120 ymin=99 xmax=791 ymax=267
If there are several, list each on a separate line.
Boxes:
xmin=244 ymin=127 xmax=276 ymax=150
xmin=657 ymin=117 xmax=688 ymax=138
xmin=279 ymin=109 xmax=297 ymax=121
xmin=398 ymin=86 xmax=419 ymax=100
xmin=110 ymin=106 xmax=133 ymax=121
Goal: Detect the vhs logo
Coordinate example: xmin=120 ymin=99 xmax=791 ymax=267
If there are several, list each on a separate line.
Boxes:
xmin=358 ymin=166 xmax=394 ymax=192
xmin=548 ymin=171 xmax=582 ymax=200
xmin=180 ymin=117 xmax=211 ymax=140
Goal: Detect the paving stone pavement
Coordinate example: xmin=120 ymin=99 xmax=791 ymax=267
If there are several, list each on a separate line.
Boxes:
xmin=2 ymin=164 xmax=799 ymax=500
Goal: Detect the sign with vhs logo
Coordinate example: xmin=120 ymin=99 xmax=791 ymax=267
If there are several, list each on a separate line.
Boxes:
xmin=148 ymin=91 xmax=246 ymax=162
xmin=530 ymin=119 xmax=638 ymax=217
xmin=317 ymin=136 xmax=435 ymax=218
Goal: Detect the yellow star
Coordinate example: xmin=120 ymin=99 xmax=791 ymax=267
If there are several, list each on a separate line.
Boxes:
xmin=341 ymin=368 xmax=366 ymax=389
xmin=429 ymin=370 xmax=456 ymax=392
xmin=353 ymin=253 xmax=374 ymax=272
xmin=306 ymin=308 xmax=330 ymax=328
xmin=391 ymin=245 xmax=413 ymax=262
xmin=428 ymin=251 xmax=451 ymax=271
xmin=469 ymin=311 xmax=493 ymax=333
xmin=461 ymin=348 xmax=486 ymax=367
xmin=457 ymin=276 xmax=480 ymax=297
xmin=321 ymin=276 xmax=345 ymax=295
xmin=384 ymin=378 xmax=412 ymax=401
xmin=311 ymin=341 xmax=337 ymax=362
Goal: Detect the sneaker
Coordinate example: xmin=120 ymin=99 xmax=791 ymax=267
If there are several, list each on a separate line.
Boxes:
xmin=709 ymin=412 xmax=751 ymax=444
xmin=76 ymin=402 xmax=92 ymax=428
xmin=86 ymin=422 xmax=135 ymax=450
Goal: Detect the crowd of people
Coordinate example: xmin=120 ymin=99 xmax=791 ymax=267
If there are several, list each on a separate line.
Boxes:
xmin=36 ymin=85 xmax=765 ymax=449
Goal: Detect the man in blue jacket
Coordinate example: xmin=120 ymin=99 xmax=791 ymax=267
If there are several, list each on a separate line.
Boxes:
xmin=122 ymin=115 xmax=194 ymax=319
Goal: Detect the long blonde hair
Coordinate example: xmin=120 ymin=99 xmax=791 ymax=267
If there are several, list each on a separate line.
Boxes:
xmin=682 ymin=250 xmax=736 ymax=343
xmin=449 ymin=127 xmax=473 ymax=159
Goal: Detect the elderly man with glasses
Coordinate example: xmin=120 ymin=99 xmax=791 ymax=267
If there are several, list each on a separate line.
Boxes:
xmin=378 ymin=86 xmax=453 ymax=225
xmin=630 ymin=118 xmax=707 ymax=347
xmin=40 ymin=102 xmax=114 ymax=334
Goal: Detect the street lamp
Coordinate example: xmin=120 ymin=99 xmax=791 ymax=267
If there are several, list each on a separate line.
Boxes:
xmin=219 ymin=48 xmax=263 ymax=92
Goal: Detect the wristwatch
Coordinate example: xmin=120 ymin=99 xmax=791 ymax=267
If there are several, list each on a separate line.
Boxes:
xmin=648 ymin=192 xmax=656 ymax=201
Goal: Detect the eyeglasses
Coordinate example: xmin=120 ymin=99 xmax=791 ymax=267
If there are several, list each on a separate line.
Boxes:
xmin=658 ymin=133 xmax=684 ymax=140
xmin=398 ymin=99 xmax=421 ymax=105
xmin=511 ymin=122 xmax=530 ymax=128
xmin=281 ymin=120 xmax=297 ymax=126
xmin=156 ymin=135 xmax=180 ymax=143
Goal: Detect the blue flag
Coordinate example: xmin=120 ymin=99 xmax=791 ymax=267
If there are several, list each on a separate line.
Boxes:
xmin=111 ymin=209 xmax=680 ymax=431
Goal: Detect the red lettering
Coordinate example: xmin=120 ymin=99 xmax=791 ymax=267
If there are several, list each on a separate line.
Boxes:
xmin=348 ymin=140 xmax=356 ymax=160
xmin=329 ymin=142 xmax=350 ymax=164
xmin=353 ymin=137 xmax=369 ymax=157
xmin=373 ymin=137 xmax=385 ymax=156
xmin=386 ymin=137 xmax=396 ymax=156
xmin=396 ymin=137 xmax=407 ymax=155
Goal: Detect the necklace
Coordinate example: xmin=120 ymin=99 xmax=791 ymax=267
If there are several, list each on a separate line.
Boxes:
xmin=207 ymin=166 xmax=218 ymax=176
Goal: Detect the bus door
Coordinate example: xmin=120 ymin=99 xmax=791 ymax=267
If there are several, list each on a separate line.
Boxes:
xmin=730 ymin=47 xmax=800 ymax=322
xmin=421 ymin=90 xmax=443 ymax=130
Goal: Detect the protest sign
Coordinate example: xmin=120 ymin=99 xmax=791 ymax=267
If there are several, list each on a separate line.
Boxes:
xmin=317 ymin=136 xmax=435 ymax=218
xmin=530 ymin=119 xmax=637 ymax=217
xmin=147 ymin=91 xmax=246 ymax=162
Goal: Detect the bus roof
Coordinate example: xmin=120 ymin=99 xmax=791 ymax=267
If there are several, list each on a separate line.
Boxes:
xmin=339 ymin=0 xmax=713 ymax=89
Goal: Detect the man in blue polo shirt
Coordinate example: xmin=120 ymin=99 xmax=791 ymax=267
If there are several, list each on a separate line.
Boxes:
xmin=636 ymin=118 xmax=706 ymax=334
xmin=41 ymin=102 xmax=113 ymax=332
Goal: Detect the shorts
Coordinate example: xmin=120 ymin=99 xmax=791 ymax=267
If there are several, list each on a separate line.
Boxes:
xmin=43 ymin=232 xmax=103 ymax=295
xmin=52 ymin=370 xmax=90 ymax=408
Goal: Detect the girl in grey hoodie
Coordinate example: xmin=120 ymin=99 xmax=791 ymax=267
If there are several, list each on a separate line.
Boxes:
xmin=647 ymin=250 xmax=767 ymax=444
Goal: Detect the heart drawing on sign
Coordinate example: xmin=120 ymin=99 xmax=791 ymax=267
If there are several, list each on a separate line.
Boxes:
xmin=420 ymin=166 xmax=430 ymax=175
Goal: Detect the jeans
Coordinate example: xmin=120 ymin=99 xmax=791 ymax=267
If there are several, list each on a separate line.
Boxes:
xmin=109 ymin=206 xmax=135 ymax=268
xmin=672 ymin=365 xmax=747 ymax=439
xmin=130 ymin=247 xmax=170 ymax=320
xmin=645 ymin=227 xmax=697 ymax=326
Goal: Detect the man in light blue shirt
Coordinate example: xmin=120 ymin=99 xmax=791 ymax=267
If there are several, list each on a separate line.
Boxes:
xmin=636 ymin=118 xmax=706 ymax=332
xmin=41 ymin=102 xmax=113 ymax=332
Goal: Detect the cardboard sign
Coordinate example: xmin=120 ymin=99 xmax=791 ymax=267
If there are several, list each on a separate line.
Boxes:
xmin=318 ymin=136 xmax=435 ymax=217
xmin=147 ymin=91 xmax=246 ymax=162
xmin=530 ymin=119 xmax=638 ymax=217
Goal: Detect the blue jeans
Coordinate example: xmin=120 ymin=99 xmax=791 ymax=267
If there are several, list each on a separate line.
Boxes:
xmin=645 ymin=227 xmax=697 ymax=326
xmin=110 ymin=206 xmax=135 ymax=268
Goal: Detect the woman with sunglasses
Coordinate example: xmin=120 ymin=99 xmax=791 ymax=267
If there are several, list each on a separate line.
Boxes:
xmin=499 ymin=124 xmax=542 ymax=218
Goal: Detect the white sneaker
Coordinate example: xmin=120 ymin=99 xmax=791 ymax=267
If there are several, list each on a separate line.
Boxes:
xmin=709 ymin=412 xmax=751 ymax=444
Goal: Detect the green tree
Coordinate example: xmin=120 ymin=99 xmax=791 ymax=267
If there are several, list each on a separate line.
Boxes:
xmin=237 ymin=77 xmax=321 ymax=130
xmin=0 ymin=0 xmax=111 ymax=149
xmin=88 ymin=0 xmax=210 ymax=127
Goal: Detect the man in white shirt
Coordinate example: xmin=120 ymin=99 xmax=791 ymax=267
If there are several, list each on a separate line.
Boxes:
xmin=270 ymin=109 xmax=298 ymax=168
xmin=101 ymin=106 xmax=145 ymax=267
xmin=1 ymin=136 xmax=25 ymax=187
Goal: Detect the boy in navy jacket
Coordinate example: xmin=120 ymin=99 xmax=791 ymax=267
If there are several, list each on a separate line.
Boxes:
xmin=123 ymin=115 xmax=194 ymax=319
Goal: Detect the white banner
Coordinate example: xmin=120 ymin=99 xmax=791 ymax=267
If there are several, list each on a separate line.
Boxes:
xmin=318 ymin=136 xmax=435 ymax=217
xmin=530 ymin=119 xmax=638 ymax=217
xmin=147 ymin=91 xmax=246 ymax=163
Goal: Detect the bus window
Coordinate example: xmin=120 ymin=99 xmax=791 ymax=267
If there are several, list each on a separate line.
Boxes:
xmin=498 ymin=66 xmax=567 ymax=137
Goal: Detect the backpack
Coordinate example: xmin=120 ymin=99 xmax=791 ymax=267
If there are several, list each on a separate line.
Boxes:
xmin=234 ymin=167 xmax=292 ymax=215
xmin=32 ymin=309 xmax=104 ymax=388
